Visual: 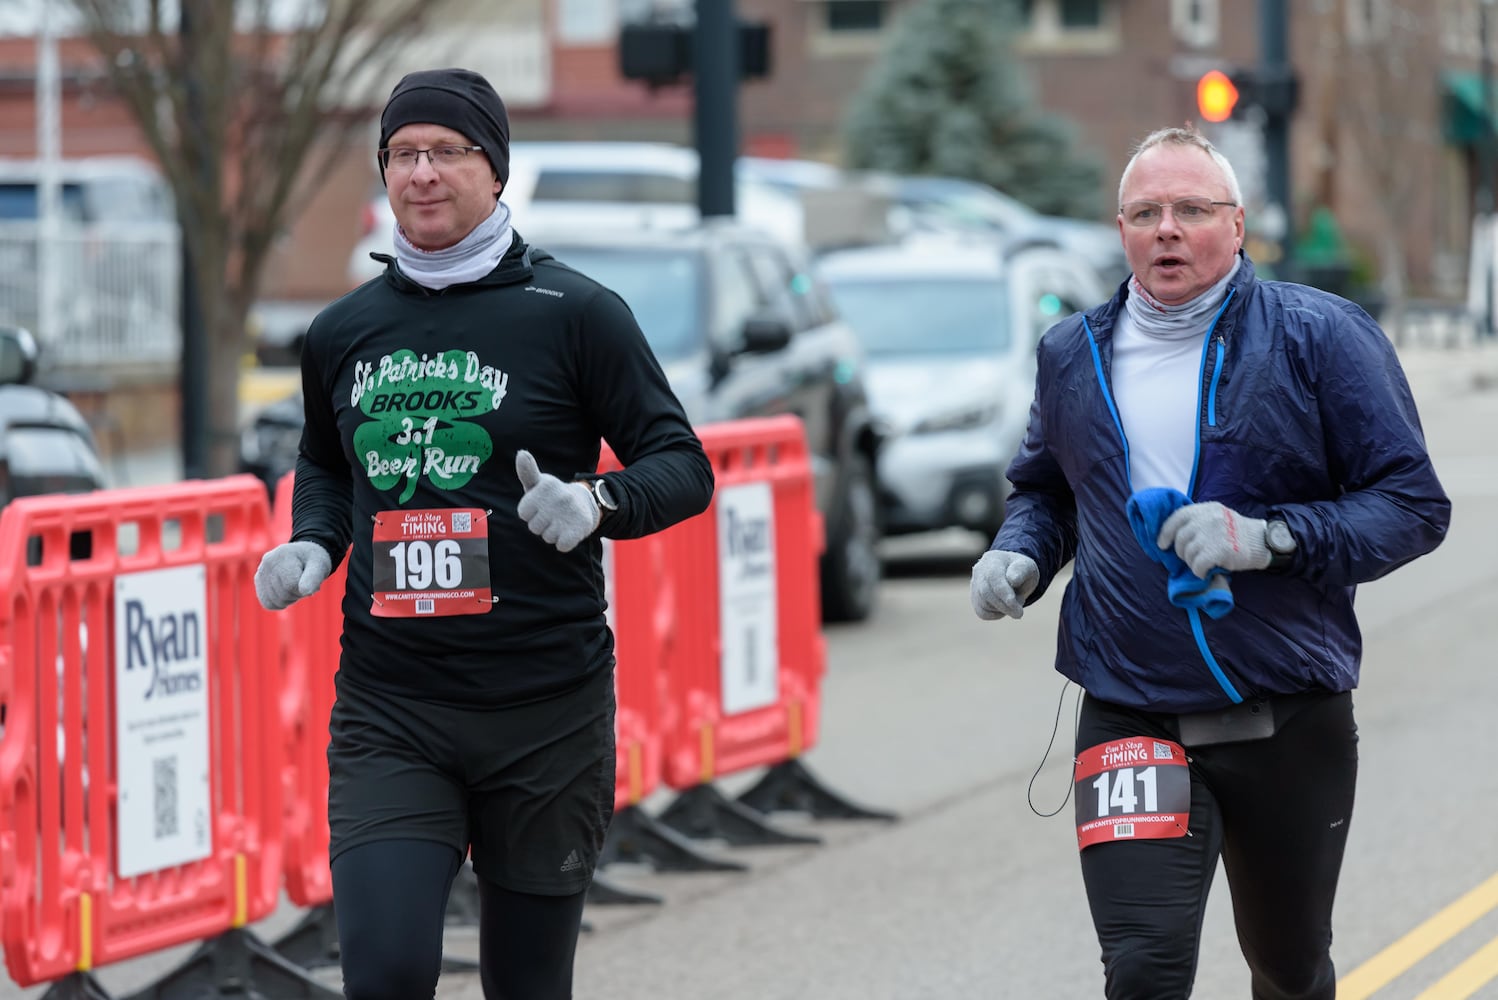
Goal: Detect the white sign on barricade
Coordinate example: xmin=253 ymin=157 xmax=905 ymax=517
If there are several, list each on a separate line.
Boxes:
xmin=716 ymin=482 xmax=778 ymax=715
xmin=113 ymin=565 xmax=213 ymax=878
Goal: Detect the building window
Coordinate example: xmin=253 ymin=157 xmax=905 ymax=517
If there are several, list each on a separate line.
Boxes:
xmin=1017 ymin=0 xmax=1119 ymax=53
xmin=825 ymin=0 xmax=885 ymax=32
xmin=807 ymin=0 xmax=888 ymax=55
xmin=1058 ymin=0 xmax=1102 ymax=29
xmin=1171 ymin=0 xmax=1219 ymax=49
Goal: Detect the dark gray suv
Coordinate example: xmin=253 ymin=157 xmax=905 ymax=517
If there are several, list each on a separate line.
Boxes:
xmin=238 ymin=221 xmax=883 ymax=623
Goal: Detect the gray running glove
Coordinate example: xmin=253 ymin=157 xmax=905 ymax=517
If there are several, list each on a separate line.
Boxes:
xmin=970 ymin=550 xmax=1041 ymax=621
xmin=1156 ymin=501 xmax=1271 ymax=577
xmin=255 ymin=541 xmax=332 ymax=611
xmin=515 ymin=449 xmax=599 ymax=553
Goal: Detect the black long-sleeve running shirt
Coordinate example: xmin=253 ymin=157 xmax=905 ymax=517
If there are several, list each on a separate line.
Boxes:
xmin=290 ymin=233 xmax=714 ymax=706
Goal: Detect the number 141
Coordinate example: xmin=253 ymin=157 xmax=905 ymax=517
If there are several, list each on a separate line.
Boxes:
xmin=1093 ymin=767 xmax=1159 ymax=816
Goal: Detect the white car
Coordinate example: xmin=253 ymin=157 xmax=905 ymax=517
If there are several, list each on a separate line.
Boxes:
xmin=347 ymin=142 xmax=807 ymax=286
xmin=816 ymin=235 xmax=1104 ymax=540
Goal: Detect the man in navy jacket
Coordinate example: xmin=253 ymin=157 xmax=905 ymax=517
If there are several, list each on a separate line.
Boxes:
xmin=971 ymin=125 xmax=1448 ymax=999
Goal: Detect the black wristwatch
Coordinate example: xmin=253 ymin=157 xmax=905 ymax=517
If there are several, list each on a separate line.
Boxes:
xmin=574 ymin=473 xmax=619 ymax=516
xmin=1265 ymin=519 xmax=1297 ymax=570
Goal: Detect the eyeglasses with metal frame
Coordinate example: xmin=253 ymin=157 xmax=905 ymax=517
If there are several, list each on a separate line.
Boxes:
xmin=378 ymin=145 xmax=484 ymax=172
xmin=1119 ymin=197 xmax=1238 ymax=227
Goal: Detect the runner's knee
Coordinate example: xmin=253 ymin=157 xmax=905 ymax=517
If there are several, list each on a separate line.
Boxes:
xmin=1103 ymin=942 xmax=1194 ymax=1000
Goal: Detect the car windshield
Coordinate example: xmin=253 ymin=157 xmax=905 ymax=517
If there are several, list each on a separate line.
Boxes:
xmin=546 ymin=247 xmax=702 ymax=361
xmin=823 ymin=278 xmax=1012 ymax=356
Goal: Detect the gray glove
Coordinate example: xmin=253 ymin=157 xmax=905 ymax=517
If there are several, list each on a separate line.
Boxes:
xmin=255 ymin=541 xmax=332 ymax=611
xmin=1157 ymin=501 xmax=1270 ymax=577
xmin=970 ymin=549 xmax=1040 ymax=621
xmin=515 ymin=450 xmax=599 ymax=553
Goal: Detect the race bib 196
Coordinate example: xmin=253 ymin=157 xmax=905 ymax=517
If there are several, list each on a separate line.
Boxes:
xmin=370 ymin=507 xmax=493 ymax=618
xmin=1074 ymin=736 xmax=1190 ymax=850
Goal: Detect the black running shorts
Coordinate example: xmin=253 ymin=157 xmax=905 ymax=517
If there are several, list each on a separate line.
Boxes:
xmin=326 ymin=665 xmax=616 ymax=896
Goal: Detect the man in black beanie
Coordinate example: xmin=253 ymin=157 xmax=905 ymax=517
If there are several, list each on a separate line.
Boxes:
xmin=377 ymin=67 xmax=511 ymax=191
xmin=255 ymin=66 xmax=713 ymax=999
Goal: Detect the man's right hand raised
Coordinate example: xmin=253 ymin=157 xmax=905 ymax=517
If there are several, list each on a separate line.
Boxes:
xmin=970 ymin=549 xmax=1040 ymax=620
xmin=255 ymin=541 xmax=333 ymax=611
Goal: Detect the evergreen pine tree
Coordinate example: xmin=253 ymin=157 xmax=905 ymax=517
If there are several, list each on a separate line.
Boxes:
xmin=843 ymin=0 xmax=1103 ymax=218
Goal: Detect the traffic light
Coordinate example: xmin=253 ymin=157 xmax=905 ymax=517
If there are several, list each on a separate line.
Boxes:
xmin=1196 ymin=70 xmax=1239 ymax=122
xmin=1196 ymin=67 xmax=1299 ymax=123
xmin=619 ymin=20 xmax=772 ymax=87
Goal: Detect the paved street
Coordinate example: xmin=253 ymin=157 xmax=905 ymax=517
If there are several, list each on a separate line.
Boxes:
xmin=2 ymin=339 xmax=1495 ymax=998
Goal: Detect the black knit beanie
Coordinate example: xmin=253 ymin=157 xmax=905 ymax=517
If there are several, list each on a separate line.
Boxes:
xmin=377 ymin=68 xmax=510 ymax=187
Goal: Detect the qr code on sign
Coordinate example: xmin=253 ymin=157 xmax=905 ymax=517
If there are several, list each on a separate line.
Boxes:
xmin=452 ymin=512 xmax=472 ymax=532
xmin=154 ymin=755 xmax=178 ymax=838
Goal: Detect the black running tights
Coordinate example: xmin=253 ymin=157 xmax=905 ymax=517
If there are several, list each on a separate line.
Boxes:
xmin=332 ymin=839 xmax=588 ymax=999
xmin=1077 ymin=692 xmax=1358 ymax=1000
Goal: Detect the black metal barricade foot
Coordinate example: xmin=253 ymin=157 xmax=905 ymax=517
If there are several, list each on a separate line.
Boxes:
xmin=658 ymin=783 xmax=823 ymax=847
xmin=40 ymin=972 xmax=115 ymax=999
xmin=600 ymin=803 xmax=746 ymax=872
xmin=271 ymin=902 xmax=339 ymax=970
xmin=737 ymin=757 xmax=898 ymax=820
xmin=120 ymin=927 xmax=340 ymax=999
xmin=737 ymin=758 xmax=900 ymax=822
xmin=587 ymin=872 xmax=663 ymax=906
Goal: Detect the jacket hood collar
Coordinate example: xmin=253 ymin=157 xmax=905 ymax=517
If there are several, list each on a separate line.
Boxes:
xmin=374 ymin=230 xmax=551 ymax=292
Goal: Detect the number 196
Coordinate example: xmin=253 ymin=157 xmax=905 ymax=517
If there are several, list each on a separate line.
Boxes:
xmin=389 ymin=539 xmax=462 ymax=590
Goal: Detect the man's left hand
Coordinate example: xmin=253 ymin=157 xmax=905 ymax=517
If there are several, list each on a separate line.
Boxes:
xmin=1157 ymin=501 xmax=1271 ymax=577
xmin=515 ymin=450 xmax=600 ymax=553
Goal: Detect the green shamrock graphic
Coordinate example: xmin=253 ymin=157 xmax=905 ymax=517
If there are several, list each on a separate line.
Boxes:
xmin=352 ymin=348 xmax=504 ymax=502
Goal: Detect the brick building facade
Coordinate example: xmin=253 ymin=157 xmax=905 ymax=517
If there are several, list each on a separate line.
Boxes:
xmin=0 ymin=0 xmax=1488 ymax=306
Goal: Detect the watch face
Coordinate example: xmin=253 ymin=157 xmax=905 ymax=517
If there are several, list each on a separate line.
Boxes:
xmin=1268 ymin=521 xmax=1294 ymax=553
xmin=594 ymin=479 xmax=618 ymax=510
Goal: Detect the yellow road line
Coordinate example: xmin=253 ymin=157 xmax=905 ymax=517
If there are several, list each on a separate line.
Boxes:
xmin=1411 ymin=934 xmax=1498 ymax=1000
xmin=1338 ymin=872 xmax=1498 ymax=1000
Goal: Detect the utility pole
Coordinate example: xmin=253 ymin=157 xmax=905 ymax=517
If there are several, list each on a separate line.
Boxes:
xmin=1260 ymin=0 xmax=1294 ymax=276
xmin=1478 ymin=0 xmax=1495 ymax=339
xmin=179 ymin=2 xmax=208 ymax=479
xmin=693 ymin=0 xmax=737 ymax=219
xmin=36 ymin=0 xmax=61 ymax=355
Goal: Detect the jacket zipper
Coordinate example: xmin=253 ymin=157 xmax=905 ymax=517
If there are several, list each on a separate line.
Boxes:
xmin=1185 ymin=291 xmax=1240 ymax=702
xmin=1084 ymin=289 xmax=1245 ymax=705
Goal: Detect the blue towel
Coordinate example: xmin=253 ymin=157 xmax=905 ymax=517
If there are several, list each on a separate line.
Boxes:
xmin=1125 ymin=487 xmax=1235 ymax=619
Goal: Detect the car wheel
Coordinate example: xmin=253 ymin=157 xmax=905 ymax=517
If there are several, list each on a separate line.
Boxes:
xmin=820 ymin=453 xmax=881 ymax=623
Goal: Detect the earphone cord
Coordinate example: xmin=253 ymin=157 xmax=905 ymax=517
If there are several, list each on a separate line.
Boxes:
xmin=1027 ymin=677 xmax=1084 ymax=818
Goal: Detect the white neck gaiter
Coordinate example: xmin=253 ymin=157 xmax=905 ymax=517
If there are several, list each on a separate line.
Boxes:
xmin=394 ymin=200 xmax=513 ymax=291
xmin=1123 ymin=256 xmax=1241 ymax=341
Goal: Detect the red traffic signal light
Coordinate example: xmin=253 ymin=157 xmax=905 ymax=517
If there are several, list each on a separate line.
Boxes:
xmin=1196 ymin=70 xmax=1239 ymax=123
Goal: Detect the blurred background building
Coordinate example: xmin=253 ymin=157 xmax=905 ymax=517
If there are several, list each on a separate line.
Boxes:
xmin=0 ymin=0 xmax=1488 ymax=324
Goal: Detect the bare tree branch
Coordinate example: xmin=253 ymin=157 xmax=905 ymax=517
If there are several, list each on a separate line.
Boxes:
xmin=64 ymin=0 xmax=464 ymax=475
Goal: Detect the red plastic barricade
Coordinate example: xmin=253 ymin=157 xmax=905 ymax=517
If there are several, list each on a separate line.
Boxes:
xmin=271 ymin=473 xmax=347 ymax=910
xmin=596 ymin=452 xmax=673 ymax=813
xmin=0 ymin=477 xmax=283 ymax=987
xmin=655 ymin=416 xmax=826 ymax=789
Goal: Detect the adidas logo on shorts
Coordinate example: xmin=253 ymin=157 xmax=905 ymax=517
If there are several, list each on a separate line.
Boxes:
xmin=560 ymin=849 xmax=584 ymax=873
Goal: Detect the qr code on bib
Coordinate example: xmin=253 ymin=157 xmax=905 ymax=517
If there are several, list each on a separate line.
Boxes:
xmin=452 ymin=512 xmax=472 ymax=532
xmin=1113 ymin=823 xmax=1135 ymax=839
xmin=154 ymin=755 xmax=178 ymax=838
xmin=416 ymin=599 xmax=435 ymax=614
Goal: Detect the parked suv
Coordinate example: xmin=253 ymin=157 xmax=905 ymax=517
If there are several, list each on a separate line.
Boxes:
xmin=244 ymin=220 xmax=884 ymax=622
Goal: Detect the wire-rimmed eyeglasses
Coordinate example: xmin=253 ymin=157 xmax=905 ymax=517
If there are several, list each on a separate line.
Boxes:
xmin=1119 ymin=197 xmax=1238 ymax=228
xmin=378 ymin=145 xmax=484 ymax=173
